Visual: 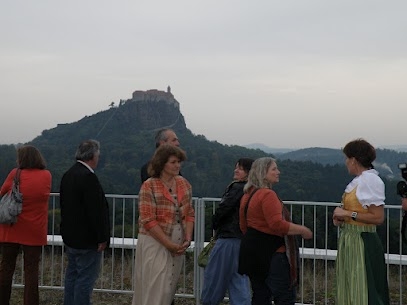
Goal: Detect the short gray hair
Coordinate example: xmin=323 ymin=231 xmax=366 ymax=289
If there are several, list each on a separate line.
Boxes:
xmin=244 ymin=157 xmax=276 ymax=192
xmin=155 ymin=128 xmax=173 ymax=148
xmin=75 ymin=139 xmax=100 ymax=161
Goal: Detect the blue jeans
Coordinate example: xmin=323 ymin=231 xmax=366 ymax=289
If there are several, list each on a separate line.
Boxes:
xmin=201 ymin=238 xmax=251 ymax=305
xmin=63 ymin=246 xmax=102 ymax=305
xmin=250 ymin=252 xmax=296 ymax=305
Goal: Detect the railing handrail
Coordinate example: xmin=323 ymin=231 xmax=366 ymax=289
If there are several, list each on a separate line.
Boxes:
xmin=35 ymin=193 xmax=406 ymax=304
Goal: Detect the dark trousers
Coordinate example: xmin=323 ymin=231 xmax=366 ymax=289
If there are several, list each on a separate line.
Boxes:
xmin=0 ymin=242 xmax=42 ymax=305
xmin=250 ymin=252 xmax=296 ymax=305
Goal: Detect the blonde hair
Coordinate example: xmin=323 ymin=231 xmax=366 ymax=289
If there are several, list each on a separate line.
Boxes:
xmin=243 ymin=157 xmax=276 ymax=193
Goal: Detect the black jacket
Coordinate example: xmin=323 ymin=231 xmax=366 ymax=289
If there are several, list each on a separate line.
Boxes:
xmin=140 ymin=161 xmax=150 ymax=183
xmin=60 ymin=162 xmax=111 ymax=249
xmin=212 ymin=181 xmax=245 ymax=239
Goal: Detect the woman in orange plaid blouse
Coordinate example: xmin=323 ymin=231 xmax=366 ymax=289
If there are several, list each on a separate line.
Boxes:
xmin=132 ymin=144 xmax=195 ymax=305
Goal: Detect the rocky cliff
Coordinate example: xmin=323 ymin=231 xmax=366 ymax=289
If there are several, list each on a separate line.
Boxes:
xmin=119 ymin=87 xmax=186 ymax=132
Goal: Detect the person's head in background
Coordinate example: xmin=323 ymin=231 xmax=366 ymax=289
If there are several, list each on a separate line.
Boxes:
xmin=233 ymin=158 xmax=254 ymax=181
xmin=148 ymin=144 xmax=186 ymax=178
xmin=155 ymin=128 xmax=180 ymax=148
xmin=75 ymin=139 xmax=101 ymax=169
xmin=17 ymin=145 xmax=47 ymax=169
xmin=342 ymin=138 xmax=376 ymax=175
xmin=244 ymin=157 xmax=280 ymax=192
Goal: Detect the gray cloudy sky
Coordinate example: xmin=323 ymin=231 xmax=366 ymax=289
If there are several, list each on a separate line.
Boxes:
xmin=1 ymin=0 xmax=406 ymax=149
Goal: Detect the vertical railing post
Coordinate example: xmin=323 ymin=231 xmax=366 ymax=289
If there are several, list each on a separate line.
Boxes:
xmin=193 ymin=198 xmax=205 ymax=305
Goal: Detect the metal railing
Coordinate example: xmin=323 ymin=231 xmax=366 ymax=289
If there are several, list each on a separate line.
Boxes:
xmin=10 ymin=193 xmax=407 ymax=305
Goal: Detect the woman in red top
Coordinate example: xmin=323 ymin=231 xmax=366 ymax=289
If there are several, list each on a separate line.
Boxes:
xmin=0 ymin=145 xmax=51 ymax=305
xmin=238 ymin=157 xmax=312 ymax=305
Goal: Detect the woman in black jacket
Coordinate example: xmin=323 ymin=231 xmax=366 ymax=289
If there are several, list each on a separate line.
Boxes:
xmin=201 ymin=158 xmax=254 ymax=305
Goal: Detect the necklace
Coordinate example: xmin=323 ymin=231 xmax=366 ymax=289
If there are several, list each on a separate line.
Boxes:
xmin=161 ymin=177 xmax=175 ymax=193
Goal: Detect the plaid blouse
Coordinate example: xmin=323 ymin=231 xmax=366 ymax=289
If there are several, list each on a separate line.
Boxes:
xmin=138 ymin=176 xmax=194 ymax=237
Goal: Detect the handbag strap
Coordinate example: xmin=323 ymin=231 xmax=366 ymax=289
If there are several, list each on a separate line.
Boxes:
xmin=243 ymin=188 xmax=259 ymax=222
xmin=13 ymin=169 xmax=21 ymax=187
xmin=12 ymin=169 xmax=22 ymax=194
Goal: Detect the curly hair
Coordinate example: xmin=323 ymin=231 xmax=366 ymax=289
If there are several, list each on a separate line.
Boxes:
xmin=148 ymin=144 xmax=186 ymax=177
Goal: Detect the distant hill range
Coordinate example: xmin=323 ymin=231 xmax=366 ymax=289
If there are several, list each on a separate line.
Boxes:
xmin=244 ymin=144 xmax=407 ymax=181
xmin=0 ymin=87 xmax=405 ymax=204
xmin=246 ymin=143 xmax=407 ymax=154
xmin=378 ymin=145 xmax=407 ymax=152
xmin=243 ymin=143 xmax=295 ymax=154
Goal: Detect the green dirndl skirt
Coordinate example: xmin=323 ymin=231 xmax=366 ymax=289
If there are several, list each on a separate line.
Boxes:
xmin=335 ymin=223 xmax=389 ymax=305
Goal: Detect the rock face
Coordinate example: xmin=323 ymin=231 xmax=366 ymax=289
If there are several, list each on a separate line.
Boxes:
xmin=117 ymin=88 xmax=187 ymax=132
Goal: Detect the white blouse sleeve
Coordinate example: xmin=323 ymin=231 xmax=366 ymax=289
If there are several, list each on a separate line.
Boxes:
xmin=356 ymin=171 xmax=385 ymax=207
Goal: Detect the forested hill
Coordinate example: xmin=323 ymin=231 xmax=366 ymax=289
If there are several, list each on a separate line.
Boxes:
xmin=0 ymin=88 xmax=404 ymax=204
xmin=0 ymin=88 xmax=269 ymax=197
xmin=276 ymin=147 xmax=407 ymax=181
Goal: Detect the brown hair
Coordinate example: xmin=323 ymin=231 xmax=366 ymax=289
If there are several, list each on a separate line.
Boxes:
xmin=17 ymin=145 xmax=47 ymax=169
xmin=237 ymin=158 xmax=254 ymax=174
xmin=148 ymin=144 xmax=186 ymax=177
xmin=342 ymin=138 xmax=376 ymax=169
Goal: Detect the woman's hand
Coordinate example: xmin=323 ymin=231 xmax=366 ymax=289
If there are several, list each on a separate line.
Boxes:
xmin=167 ymin=242 xmax=182 ymax=254
xmin=333 ymin=205 xmax=384 ymax=225
xmin=333 ymin=207 xmax=348 ymax=226
xmin=333 ymin=215 xmax=344 ymax=227
xmin=181 ymin=239 xmax=191 ymax=250
xmin=175 ymin=240 xmax=191 ymax=255
xmin=166 ymin=240 xmax=191 ymax=256
xmin=301 ymin=226 xmax=313 ymax=239
xmin=333 ymin=207 xmax=350 ymax=219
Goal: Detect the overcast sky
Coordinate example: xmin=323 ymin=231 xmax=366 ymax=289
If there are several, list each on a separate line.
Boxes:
xmin=1 ymin=0 xmax=406 ymax=149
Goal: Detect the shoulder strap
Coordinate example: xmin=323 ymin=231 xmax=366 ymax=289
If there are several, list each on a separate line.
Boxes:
xmin=244 ymin=188 xmax=259 ymax=219
xmin=14 ymin=169 xmax=21 ymax=186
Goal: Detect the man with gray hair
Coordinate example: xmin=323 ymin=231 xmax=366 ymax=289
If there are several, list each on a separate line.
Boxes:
xmin=140 ymin=128 xmax=180 ymax=183
xmin=60 ymin=139 xmax=111 ymax=305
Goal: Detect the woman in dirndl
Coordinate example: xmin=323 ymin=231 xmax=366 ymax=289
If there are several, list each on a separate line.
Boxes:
xmin=333 ymin=138 xmax=389 ymax=305
xmin=132 ymin=144 xmax=194 ymax=305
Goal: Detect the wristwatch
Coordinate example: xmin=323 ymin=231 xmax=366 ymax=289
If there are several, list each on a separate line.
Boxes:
xmin=351 ymin=211 xmax=358 ymax=221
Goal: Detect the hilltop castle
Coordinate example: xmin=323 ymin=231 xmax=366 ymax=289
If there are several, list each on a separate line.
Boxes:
xmin=131 ymin=86 xmax=179 ymax=109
